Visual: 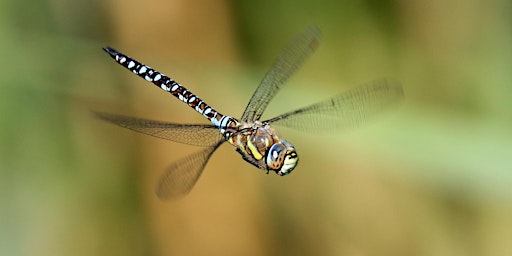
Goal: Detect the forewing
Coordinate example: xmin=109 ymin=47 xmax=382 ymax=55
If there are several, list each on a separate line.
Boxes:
xmin=267 ymin=79 xmax=404 ymax=132
xmin=95 ymin=112 xmax=222 ymax=147
xmin=156 ymin=140 xmax=224 ymax=200
xmin=241 ymin=26 xmax=321 ymax=122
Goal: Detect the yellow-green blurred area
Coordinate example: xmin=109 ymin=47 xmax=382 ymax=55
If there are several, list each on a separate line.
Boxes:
xmin=1 ymin=0 xmax=511 ymax=255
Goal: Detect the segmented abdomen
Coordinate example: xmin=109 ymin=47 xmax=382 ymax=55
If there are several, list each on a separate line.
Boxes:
xmin=103 ymin=47 xmax=239 ymax=134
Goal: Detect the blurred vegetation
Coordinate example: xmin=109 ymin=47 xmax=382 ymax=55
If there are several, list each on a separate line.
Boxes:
xmin=0 ymin=0 xmax=511 ymax=255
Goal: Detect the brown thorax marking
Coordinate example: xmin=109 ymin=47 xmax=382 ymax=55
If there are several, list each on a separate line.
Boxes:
xmin=226 ymin=121 xmax=282 ymax=169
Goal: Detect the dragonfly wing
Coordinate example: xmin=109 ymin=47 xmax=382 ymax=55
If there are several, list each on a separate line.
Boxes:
xmin=267 ymin=79 xmax=404 ymax=132
xmin=156 ymin=140 xmax=224 ymax=200
xmin=95 ymin=112 xmax=222 ymax=146
xmin=241 ymin=26 xmax=321 ymax=122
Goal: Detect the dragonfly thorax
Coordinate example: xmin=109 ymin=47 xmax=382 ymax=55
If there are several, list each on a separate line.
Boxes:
xmin=227 ymin=121 xmax=298 ymax=175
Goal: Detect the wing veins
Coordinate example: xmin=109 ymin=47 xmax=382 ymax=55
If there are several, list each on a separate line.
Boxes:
xmin=241 ymin=26 xmax=321 ymax=122
xmin=156 ymin=140 xmax=224 ymax=200
xmin=94 ymin=112 xmax=222 ymax=146
xmin=266 ymin=79 xmax=404 ymax=132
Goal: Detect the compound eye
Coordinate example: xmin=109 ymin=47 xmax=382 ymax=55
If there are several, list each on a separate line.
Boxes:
xmin=266 ymin=140 xmax=298 ymax=175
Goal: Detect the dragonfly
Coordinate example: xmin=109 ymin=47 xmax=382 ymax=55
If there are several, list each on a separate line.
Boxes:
xmin=97 ymin=27 xmax=404 ymax=199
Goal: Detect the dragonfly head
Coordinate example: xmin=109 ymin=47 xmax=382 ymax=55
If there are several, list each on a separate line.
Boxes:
xmin=266 ymin=140 xmax=298 ymax=176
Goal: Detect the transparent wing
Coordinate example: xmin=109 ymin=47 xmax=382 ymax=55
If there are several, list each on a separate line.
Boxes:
xmin=94 ymin=112 xmax=222 ymax=147
xmin=156 ymin=140 xmax=224 ymax=200
xmin=241 ymin=26 xmax=321 ymax=122
xmin=266 ymin=79 xmax=404 ymax=132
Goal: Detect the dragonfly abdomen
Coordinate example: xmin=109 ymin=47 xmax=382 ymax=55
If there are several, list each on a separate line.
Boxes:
xmin=103 ymin=47 xmax=239 ymax=134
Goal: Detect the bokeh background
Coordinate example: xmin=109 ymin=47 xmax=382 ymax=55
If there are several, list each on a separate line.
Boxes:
xmin=1 ymin=0 xmax=511 ymax=255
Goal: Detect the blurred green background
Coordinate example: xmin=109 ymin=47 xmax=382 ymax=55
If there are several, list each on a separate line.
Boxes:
xmin=1 ymin=0 xmax=511 ymax=255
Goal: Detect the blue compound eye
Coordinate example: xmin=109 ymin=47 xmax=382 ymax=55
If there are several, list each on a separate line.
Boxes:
xmin=266 ymin=140 xmax=298 ymax=175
